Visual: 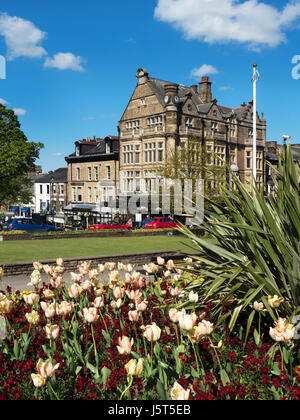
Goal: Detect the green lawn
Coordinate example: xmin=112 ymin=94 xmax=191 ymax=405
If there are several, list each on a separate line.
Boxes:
xmin=0 ymin=235 xmax=199 ymax=263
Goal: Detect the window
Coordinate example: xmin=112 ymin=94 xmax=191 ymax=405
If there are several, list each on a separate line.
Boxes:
xmin=60 ymin=184 xmax=64 ymax=195
xmin=185 ymin=117 xmax=193 ymax=127
xmin=47 ymin=185 xmax=50 ymax=195
xmin=144 ymin=142 xmax=157 ymax=163
xmin=77 ymin=187 xmax=82 ymax=202
xmin=135 ymin=171 xmax=141 ymax=191
xmin=76 ymin=167 xmax=81 ymax=180
xmin=124 ymin=171 xmax=134 ymax=192
xmin=211 ymin=122 xmax=218 ymax=131
xmin=88 ymin=187 xmax=92 ymax=203
xmin=123 ymin=145 xmax=134 ymax=165
xmin=248 ymin=129 xmax=253 ymax=138
xmin=94 ymin=187 xmax=99 ymax=204
xmin=230 ymin=129 xmax=236 ymax=137
xmin=72 ymin=187 xmax=76 ymax=202
xmin=158 ymin=142 xmax=164 ymax=162
xmin=106 ymin=143 xmax=111 ymax=154
xmin=135 ymin=144 xmax=140 ymax=164
xmin=214 ymin=145 xmax=226 ymax=166
xmin=40 ymin=185 xmax=43 ymax=194
xmin=88 ymin=167 xmax=92 ymax=181
xmin=106 ymin=166 xmax=111 ymax=180
xmin=126 ymin=120 xmax=140 ymax=130
xmin=257 ymin=151 xmax=263 ymax=170
xmin=246 ymin=151 xmax=252 ymax=169
xmin=147 ymin=115 xmax=162 ymax=128
xmin=94 ymin=166 xmax=99 ymax=181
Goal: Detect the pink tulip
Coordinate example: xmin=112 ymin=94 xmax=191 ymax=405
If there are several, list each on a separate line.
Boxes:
xmin=23 ymin=293 xmax=39 ymax=306
xmin=126 ymin=289 xmax=142 ymax=301
xmin=143 ymin=323 xmax=161 ymax=342
xmin=68 ymin=283 xmax=83 ymax=298
xmin=82 ymin=307 xmax=99 ymax=323
xmin=36 ymin=359 xmax=60 ymax=379
xmin=116 ymin=336 xmax=134 ymax=355
xmin=135 ymin=299 xmax=148 ymax=312
xmin=93 ymin=296 xmax=104 ymax=308
xmin=113 ymin=286 xmax=125 ymax=299
xmin=45 ymin=324 xmax=60 ymax=340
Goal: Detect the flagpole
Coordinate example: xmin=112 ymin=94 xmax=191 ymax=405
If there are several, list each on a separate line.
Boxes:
xmin=252 ymin=63 xmax=258 ymax=185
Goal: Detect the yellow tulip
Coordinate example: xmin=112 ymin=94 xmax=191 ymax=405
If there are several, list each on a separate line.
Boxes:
xmin=125 ymin=359 xmax=143 ymax=376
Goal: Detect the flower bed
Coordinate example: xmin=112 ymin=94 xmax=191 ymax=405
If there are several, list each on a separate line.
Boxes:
xmin=0 ymin=258 xmax=299 ymax=400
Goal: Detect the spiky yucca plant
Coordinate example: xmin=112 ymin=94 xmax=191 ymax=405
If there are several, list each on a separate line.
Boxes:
xmin=180 ymin=143 xmax=300 ymax=334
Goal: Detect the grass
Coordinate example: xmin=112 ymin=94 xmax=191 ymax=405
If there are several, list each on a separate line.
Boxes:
xmin=0 ymin=235 xmax=197 ymax=263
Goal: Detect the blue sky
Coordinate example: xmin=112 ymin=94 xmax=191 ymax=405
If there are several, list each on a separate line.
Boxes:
xmin=0 ymin=0 xmax=299 ymax=172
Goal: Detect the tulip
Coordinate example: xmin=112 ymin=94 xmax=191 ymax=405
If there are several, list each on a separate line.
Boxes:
xmin=0 ymin=267 xmax=3 ymax=277
xmin=124 ymin=273 xmax=133 ymax=284
xmin=56 ymin=301 xmax=74 ymax=316
xmin=166 ymin=260 xmax=175 ymax=270
xmin=111 ymin=298 xmax=123 ymax=309
xmin=0 ymin=298 xmax=14 ymax=315
xmin=78 ymin=261 xmax=90 ymax=275
xmin=93 ymin=296 xmax=104 ymax=308
xmin=168 ymin=308 xmax=180 ymax=323
xmin=81 ymin=280 xmax=93 ymax=291
xmin=98 ymin=264 xmax=106 ymax=273
xmin=253 ymin=301 xmax=266 ymax=311
xmin=28 ymin=269 xmax=41 ymax=287
xmin=25 ymin=310 xmax=40 ymax=325
xmin=188 ymin=290 xmax=199 ymax=303
xmin=128 ymin=310 xmax=140 ymax=322
xmin=109 ymin=270 xmax=120 ymax=283
xmin=168 ymin=287 xmax=180 ymax=297
xmin=178 ymin=311 xmax=197 ymax=331
xmin=88 ymin=269 xmax=99 ymax=280
xmin=43 ymin=265 xmax=54 ymax=276
xmin=143 ymin=263 xmax=159 ymax=274
xmin=33 ymin=262 xmax=43 ymax=271
xmin=124 ymin=264 xmax=134 ymax=272
xmin=56 ymin=258 xmax=64 ymax=267
xmin=105 ymin=262 xmax=116 ymax=271
xmin=170 ymin=382 xmax=190 ymax=400
xmin=41 ymin=301 xmax=56 ymax=318
xmin=134 ymin=276 xmax=145 ymax=288
xmin=68 ymin=283 xmax=83 ymax=298
xmin=45 ymin=324 xmax=60 ymax=340
xmin=113 ymin=286 xmax=125 ymax=299
xmin=36 ymin=359 xmax=60 ymax=379
xmin=269 ymin=318 xmax=295 ymax=343
xmin=125 ymin=359 xmax=143 ymax=376
xmin=143 ymin=323 xmax=161 ymax=342
xmin=117 ymin=336 xmax=134 ymax=355
xmin=135 ymin=299 xmax=148 ymax=312
xmin=43 ymin=289 xmax=55 ymax=299
xmin=50 ymin=275 xmax=63 ymax=289
xmin=157 ymin=257 xmax=165 ymax=266
xmin=31 ymin=373 xmax=46 ymax=388
xmin=82 ymin=307 xmax=99 ymax=323
xmin=23 ymin=293 xmax=39 ymax=306
xmin=70 ymin=272 xmax=83 ymax=283
xmin=268 ymin=295 xmax=284 ymax=308
xmin=188 ymin=320 xmax=214 ymax=343
xmin=117 ymin=262 xmax=124 ymax=270
xmin=126 ymin=289 xmax=142 ymax=301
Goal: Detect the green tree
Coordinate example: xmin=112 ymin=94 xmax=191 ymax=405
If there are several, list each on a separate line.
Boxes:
xmin=156 ymin=137 xmax=228 ymax=213
xmin=0 ymin=104 xmax=43 ymax=206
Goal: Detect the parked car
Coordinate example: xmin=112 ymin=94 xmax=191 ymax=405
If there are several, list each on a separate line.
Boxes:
xmin=88 ymin=219 xmax=133 ymax=231
xmin=2 ymin=218 xmax=57 ymax=233
xmin=143 ymin=217 xmax=180 ymax=229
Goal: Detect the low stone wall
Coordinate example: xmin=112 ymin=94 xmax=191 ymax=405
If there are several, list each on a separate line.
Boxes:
xmin=0 ymin=228 xmax=204 ymax=242
xmin=0 ymin=249 xmax=192 ymax=277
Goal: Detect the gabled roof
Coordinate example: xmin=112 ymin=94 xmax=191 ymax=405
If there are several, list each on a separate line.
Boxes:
xmin=33 ymin=168 xmax=68 ymax=183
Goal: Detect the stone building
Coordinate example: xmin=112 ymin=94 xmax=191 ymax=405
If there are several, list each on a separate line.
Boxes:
xmin=118 ymin=68 xmax=266 ymax=194
xmin=64 ymin=136 xmax=119 ymax=227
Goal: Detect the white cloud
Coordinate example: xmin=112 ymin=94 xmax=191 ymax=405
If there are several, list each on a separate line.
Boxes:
xmin=0 ymin=98 xmax=8 ymax=105
xmin=0 ymin=13 xmax=47 ymax=60
xmin=219 ymin=86 xmax=233 ymax=91
xmin=13 ymin=108 xmax=27 ymax=116
xmin=51 ymin=152 xmax=63 ymax=157
xmin=154 ymin=0 xmax=300 ymax=48
xmin=44 ymin=52 xmax=85 ymax=72
xmin=190 ymin=64 xmax=219 ymax=79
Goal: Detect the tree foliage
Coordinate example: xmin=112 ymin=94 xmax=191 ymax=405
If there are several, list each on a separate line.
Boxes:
xmin=0 ymin=104 xmax=43 ymax=206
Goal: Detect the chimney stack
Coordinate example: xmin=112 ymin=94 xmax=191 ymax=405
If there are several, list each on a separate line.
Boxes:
xmin=190 ymin=85 xmax=198 ymax=94
xmin=199 ymin=76 xmax=212 ymax=103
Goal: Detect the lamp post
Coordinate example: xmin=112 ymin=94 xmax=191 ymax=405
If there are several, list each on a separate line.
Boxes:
xmin=50 ymin=177 xmax=55 ymax=223
xmin=252 ymin=63 xmax=260 ymax=185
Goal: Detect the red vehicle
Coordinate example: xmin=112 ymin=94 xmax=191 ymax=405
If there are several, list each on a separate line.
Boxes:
xmin=88 ymin=219 xmax=133 ymax=231
xmin=144 ymin=217 xmax=180 ymax=229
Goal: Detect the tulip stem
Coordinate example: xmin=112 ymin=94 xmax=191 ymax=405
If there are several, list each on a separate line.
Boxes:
xmin=120 ymin=375 xmax=133 ymax=400
xmin=99 ymin=311 xmax=109 ymax=335
xmin=48 ymin=381 xmax=60 ymax=400
xmin=189 ymin=337 xmax=200 ymax=375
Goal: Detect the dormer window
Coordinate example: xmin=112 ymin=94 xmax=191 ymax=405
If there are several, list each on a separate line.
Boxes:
xmin=75 ymin=145 xmax=80 ymax=156
xmin=106 ymin=143 xmax=111 ymax=154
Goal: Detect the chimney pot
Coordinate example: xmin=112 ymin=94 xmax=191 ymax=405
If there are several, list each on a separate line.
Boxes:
xmin=190 ymin=85 xmax=198 ymax=93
